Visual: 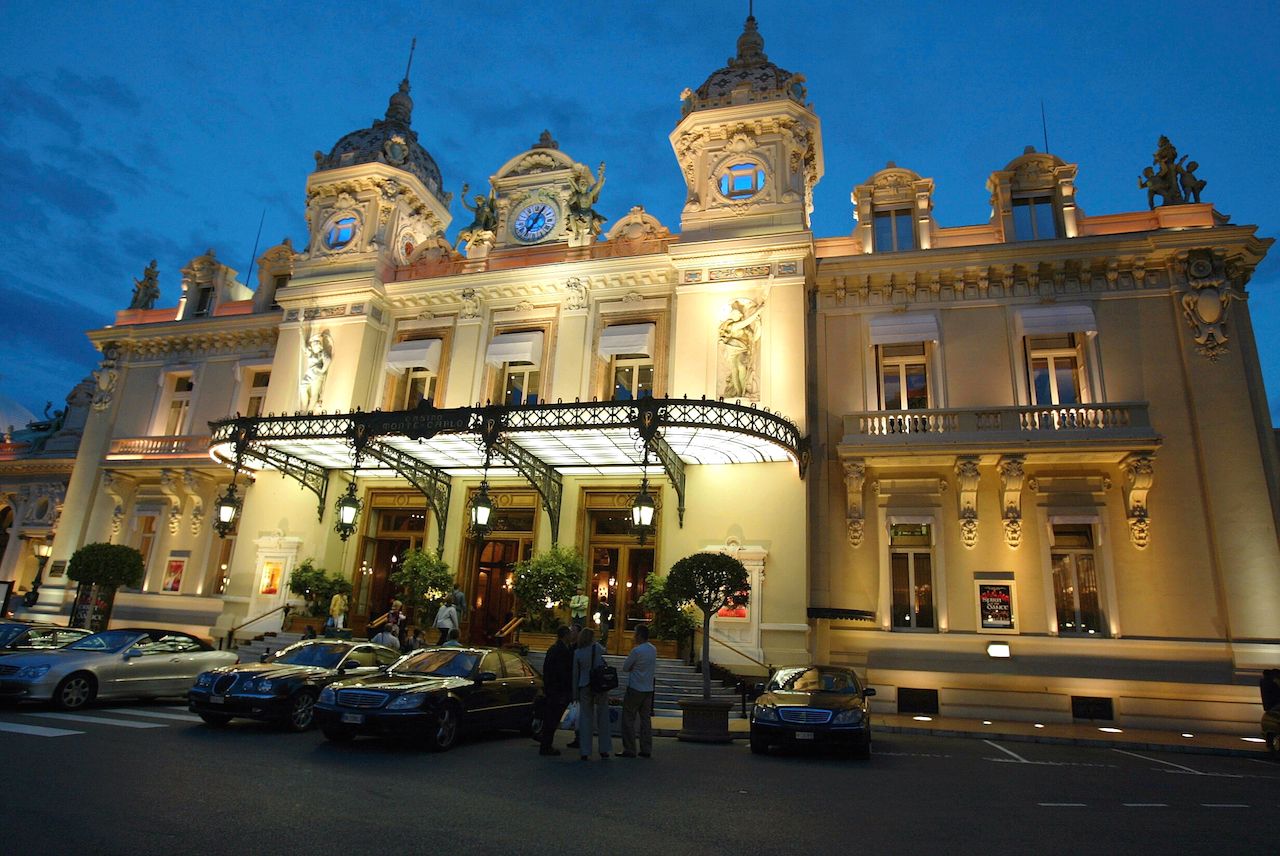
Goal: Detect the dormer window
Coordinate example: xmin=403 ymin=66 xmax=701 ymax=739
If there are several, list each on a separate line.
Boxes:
xmin=1012 ymin=195 xmax=1058 ymax=241
xmin=718 ymin=162 xmax=766 ymax=199
xmin=190 ymin=285 xmax=214 ymax=317
xmin=873 ymin=208 xmax=916 ymax=252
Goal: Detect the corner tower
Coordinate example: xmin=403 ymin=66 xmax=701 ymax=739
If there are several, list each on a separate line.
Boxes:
xmin=670 ymin=14 xmax=823 ymax=239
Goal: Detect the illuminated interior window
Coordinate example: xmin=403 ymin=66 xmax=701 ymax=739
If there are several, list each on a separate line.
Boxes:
xmin=503 ymin=363 xmax=540 ymax=406
xmin=163 ymin=374 xmax=195 ymax=435
xmin=1012 ymin=196 xmax=1058 ymax=241
xmin=245 ymin=371 xmax=270 ymax=418
xmin=1051 ymin=524 xmax=1103 ymax=636
xmin=611 ymin=354 xmax=653 ymax=401
xmin=878 ymin=343 xmax=929 ymax=411
xmin=718 ymin=162 xmax=766 ymax=199
xmin=1027 ymin=334 xmax=1083 ymax=406
xmin=400 ymin=368 xmax=438 ymax=409
xmin=873 ymin=209 xmax=916 ymax=252
xmin=325 ymin=216 xmax=358 ymax=249
xmin=889 ymin=524 xmax=934 ymax=631
xmin=135 ymin=514 xmax=158 ymax=589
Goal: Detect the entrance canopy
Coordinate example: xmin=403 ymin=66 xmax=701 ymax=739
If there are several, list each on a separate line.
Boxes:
xmin=209 ymin=397 xmax=807 ymax=546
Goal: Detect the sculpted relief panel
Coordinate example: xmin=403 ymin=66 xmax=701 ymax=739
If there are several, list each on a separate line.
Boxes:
xmin=717 ymin=298 xmax=764 ymax=400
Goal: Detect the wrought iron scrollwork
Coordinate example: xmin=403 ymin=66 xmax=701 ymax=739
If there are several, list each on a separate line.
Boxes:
xmin=360 ymin=440 xmax=452 ymax=555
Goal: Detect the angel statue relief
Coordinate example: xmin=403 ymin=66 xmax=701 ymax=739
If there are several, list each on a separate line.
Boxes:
xmin=299 ymin=330 xmax=333 ymax=411
xmin=455 ymin=183 xmax=499 ymax=249
xmin=718 ymin=298 xmax=765 ymax=399
xmin=566 ymin=162 xmax=607 ymax=240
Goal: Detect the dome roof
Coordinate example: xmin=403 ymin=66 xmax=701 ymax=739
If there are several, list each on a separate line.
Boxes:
xmin=682 ymin=16 xmax=806 ymax=116
xmin=314 ymin=79 xmax=446 ymax=202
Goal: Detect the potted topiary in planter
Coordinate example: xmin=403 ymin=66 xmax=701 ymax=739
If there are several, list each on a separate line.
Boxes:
xmin=390 ymin=548 xmax=454 ymax=631
xmin=511 ymin=545 xmax=583 ymax=649
xmin=637 ymin=571 xmax=698 ymax=659
xmin=665 ymin=550 xmax=750 ymax=743
xmin=286 ymin=560 xmax=353 ymax=632
xmin=67 ymin=543 xmax=145 ymax=632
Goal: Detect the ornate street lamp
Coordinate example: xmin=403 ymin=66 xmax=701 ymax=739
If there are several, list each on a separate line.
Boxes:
xmin=630 ymin=479 xmax=656 ymax=545
xmin=213 ymin=482 xmax=241 ymax=538
xmin=334 ymin=480 xmax=362 ymax=541
xmin=469 ymin=479 xmax=494 ymax=540
xmin=23 ymin=540 xmax=53 ymax=607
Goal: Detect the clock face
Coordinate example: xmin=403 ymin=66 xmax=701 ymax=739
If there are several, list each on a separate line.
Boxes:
xmin=512 ymin=202 xmax=558 ymax=243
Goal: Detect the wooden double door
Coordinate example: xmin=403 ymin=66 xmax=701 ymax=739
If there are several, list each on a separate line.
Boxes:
xmin=588 ymin=542 xmax=655 ymax=655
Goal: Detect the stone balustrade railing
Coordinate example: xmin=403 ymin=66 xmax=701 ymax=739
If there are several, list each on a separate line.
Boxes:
xmin=845 ymin=402 xmax=1151 ymax=441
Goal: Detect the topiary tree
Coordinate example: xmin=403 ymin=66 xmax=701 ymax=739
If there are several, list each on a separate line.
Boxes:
xmin=390 ymin=548 xmax=454 ymax=626
xmin=637 ymin=572 xmax=698 ymax=645
xmin=665 ymin=551 xmax=750 ymax=700
xmin=511 ymin=545 xmax=584 ymax=632
xmin=67 ymin=543 xmax=145 ymax=589
xmin=287 ymin=559 xmax=353 ymax=618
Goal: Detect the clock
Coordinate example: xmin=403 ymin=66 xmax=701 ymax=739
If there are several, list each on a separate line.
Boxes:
xmin=512 ymin=202 xmax=558 ymax=243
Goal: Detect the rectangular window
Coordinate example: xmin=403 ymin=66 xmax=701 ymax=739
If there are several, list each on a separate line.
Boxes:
xmin=1051 ymin=524 xmax=1104 ymax=636
xmin=1012 ymin=196 xmax=1058 ymax=241
xmin=270 ymin=274 xmax=289 ymax=310
xmin=873 ymin=209 xmax=916 ymax=252
xmin=878 ymin=343 xmax=929 ymax=410
xmin=1027 ymin=334 xmax=1083 ymax=406
xmin=135 ymin=514 xmax=158 ymax=588
xmin=245 ymin=371 xmax=270 ymax=418
xmin=163 ymin=375 xmax=194 ymax=435
xmin=610 ymin=354 xmax=654 ymax=401
xmin=191 ymin=285 xmax=215 ymax=317
xmin=890 ymin=523 xmax=935 ymax=630
xmin=503 ymin=364 xmax=540 ymax=406
xmin=205 ymin=534 xmax=235 ymax=596
xmin=401 ymin=369 xmax=438 ymax=409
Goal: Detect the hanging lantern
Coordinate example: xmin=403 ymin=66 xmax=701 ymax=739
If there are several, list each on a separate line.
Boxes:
xmin=631 ymin=480 xmax=656 ymax=545
xmin=334 ymin=480 xmax=362 ymax=541
xmin=213 ymin=483 xmax=241 ymax=538
xmin=469 ymin=480 xmax=494 ymax=540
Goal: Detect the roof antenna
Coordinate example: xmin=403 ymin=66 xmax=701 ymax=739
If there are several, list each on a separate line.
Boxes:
xmin=748 ymin=0 xmax=754 ymax=18
xmin=403 ymin=37 xmax=416 ymax=82
xmin=1040 ymin=98 xmax=1050 ymax=154
xmin=245 ymin=208 xmax=265 ymax=289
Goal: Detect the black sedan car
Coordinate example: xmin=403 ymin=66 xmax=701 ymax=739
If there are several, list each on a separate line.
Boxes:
xmin=188 ymin=639 xmax=401 ymax=731
xmin=749 ymin=665 xmax=876 ymax=758
xmin=314 ymin=646 xmax=542 ymax=750
xmin=0 ymin=621 xmax=90 ymax=656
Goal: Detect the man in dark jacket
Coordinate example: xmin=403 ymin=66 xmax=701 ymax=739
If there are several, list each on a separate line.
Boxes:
xmin=539 ymin=626 xmax=574 ymax=756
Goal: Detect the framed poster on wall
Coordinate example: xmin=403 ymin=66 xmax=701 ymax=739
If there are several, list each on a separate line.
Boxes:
xmin=975 ymin=578 xmax=1017 ymax=632
xmin=259 ymin=560 xmax=284 ymax=596
xmin=161 ymin=557 xmax=186 ymax=592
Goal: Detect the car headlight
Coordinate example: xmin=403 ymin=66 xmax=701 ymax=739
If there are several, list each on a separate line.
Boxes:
xmin=386 ymin=693 xmax=424 ymax=711
xmin=195 ymin=672 xmax=213 ymax=688
xmin=833 ymin=708 xmax=864 ymax=725
xmin=753 ymin=704 xmax=778 ymax=723
xmin=16 ymin=664 xmax=51 ymax=680
xmin=319 ymin=687 xmax=336 ymax=704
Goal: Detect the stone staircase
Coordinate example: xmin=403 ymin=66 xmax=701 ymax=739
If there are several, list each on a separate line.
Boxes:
xmin=526 ymin=650 xmax=746 ymax=719
xmin=234 ymin=631 xmax=305 ymax=663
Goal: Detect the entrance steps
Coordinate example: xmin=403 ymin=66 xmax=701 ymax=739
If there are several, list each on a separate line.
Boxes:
xmin=234 ymin=632 xmax=304 ymax=663
xmin=526 ymin=651 xmax=746 ymax=719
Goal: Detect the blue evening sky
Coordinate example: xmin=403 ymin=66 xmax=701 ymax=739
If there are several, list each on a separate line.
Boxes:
xmin=3 ymin=1 xmax=1278 ymax=420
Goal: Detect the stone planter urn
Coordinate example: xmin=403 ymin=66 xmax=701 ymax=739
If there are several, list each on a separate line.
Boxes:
xmin=677 ymin=697 xmax=734 ymax=743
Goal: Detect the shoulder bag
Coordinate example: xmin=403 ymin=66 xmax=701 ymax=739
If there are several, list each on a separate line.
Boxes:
xmin=589 ymin=643 xmax=619 ymax=693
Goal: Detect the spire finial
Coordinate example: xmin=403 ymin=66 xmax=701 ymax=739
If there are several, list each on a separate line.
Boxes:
xmin=403 ymin=37 xmax=417 ymax=84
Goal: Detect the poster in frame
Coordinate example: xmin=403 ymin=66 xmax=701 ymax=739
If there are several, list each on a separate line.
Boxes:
xmin=259 ymin=560 xmax=284 ymax=596
xmin=161 ymin=557 xmax=186 ymax=593
xmin=975 ymin=578 xmax=1017 ymax=633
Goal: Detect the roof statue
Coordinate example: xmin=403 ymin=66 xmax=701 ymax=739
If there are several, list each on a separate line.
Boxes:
xmin=128 ymin=260 xmax=160 ymax=310
xmin=455 ymin=183 xmax=499 ymax=250
xmin=1139 ymin=136 xmax=1206 ymax=209
xmin=566 ymin=162 xmax=607 ymax=241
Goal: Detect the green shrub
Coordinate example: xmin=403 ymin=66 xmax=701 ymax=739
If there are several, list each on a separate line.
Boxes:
xmin=288 ymin=559 xmax=353 ymax=618
xmin=511 ymin=545 xmax=584 ymax=632
xmin=637 ymin=572 xmax=698 ymax=642
xmin=666 ymin=551 xmax=750 ymax=699
xmin=67 ymin=543 xmax=144 ymax=589
xmin=391 ymin=548 xmax=455 ymax=624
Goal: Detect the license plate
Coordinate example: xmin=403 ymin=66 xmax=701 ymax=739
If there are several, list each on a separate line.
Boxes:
xmin=210 ymin=695 xmax=225 ymax=704
xmin=795 ymin=731 xmax=815 ymax=740
xmin=341 ymin=713 xmax=364 ymax=725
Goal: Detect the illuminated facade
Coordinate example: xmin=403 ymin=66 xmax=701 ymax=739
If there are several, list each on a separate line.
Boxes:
xmin=14 ymin=15 xmax=1278 ymax=732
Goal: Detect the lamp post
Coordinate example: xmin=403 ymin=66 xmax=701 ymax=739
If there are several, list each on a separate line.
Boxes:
xmin=23 ymin=540 xmax=53 ymax=607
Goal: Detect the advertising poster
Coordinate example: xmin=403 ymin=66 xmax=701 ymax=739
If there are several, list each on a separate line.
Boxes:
xmin=259 ymin=560 xmax=284 ymax=596
xmin=978 ymin=582 xmax=1015 ymax=630
xmin=161 ymin=558 xmax=186 ymax=592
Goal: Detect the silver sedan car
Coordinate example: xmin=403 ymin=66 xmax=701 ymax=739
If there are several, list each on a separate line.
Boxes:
xmin=0 ymin=628 xmax=237 ymax=710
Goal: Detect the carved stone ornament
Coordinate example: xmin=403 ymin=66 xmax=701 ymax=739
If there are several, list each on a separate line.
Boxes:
xmin=563 ymin=277 xmax=587 ymax=311
xmin=459 ymin=288 xmax=482 ymax=320
xmin=1180 ymin=249 xmax=1239 ymax=361
xmin=91 ymin=345 xmax=121 ymax=412
xmin=101 ymin=472 xmax=134 ymax=542
xmin=1123 ymin=454 xmax=1155 ymax=548
xmin=998 ymin=456 xmax=1026 ymax=548
xmin=717 ymin=298 xmax=765 ymax=400
xmin=299 ymin=329 xmax=333 ymax=412
xmin=842 ymin=460 xmax=867 ymax=548
xmin=955 ymin=457 xmax=981 ymax=549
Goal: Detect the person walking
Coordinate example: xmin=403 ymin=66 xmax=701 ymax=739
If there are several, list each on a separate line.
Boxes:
xmin=451 ymin=584 xmax=467 ymax=619
xmin=619 ymin=623 xmax=656 ymax=758
xmin=434 ymin=596 xmax=459 ymax=646
xmin=571 ymin=627 xmax=612 ymax=760
xmin=329 ymin=590 xmax=348 ymax=630
xmin=538 ymin=626 xmax=574 ymax=756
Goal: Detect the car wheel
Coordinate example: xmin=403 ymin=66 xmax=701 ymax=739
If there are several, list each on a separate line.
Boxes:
xmin=53 ymin=672 xmax=96 ymax=711
xmin=425 ymin=703 xmax=461 ymax=752
xmin=285 ymin=691 xmax=317 ymax=732
xmin=1266 ymin=732 xmax=1280 ymax=758
xmin=525 ymin=708 xmax=542 ymax=739
xmin=749 ymin=733 xmax=769 ymax=755
xmin=322 ymin=726 xmax=355 ymax=743
xmin=199 ymin=713 xmax=232 ymax=727
xmin=852 ymin=731 xmax=872 ymax=760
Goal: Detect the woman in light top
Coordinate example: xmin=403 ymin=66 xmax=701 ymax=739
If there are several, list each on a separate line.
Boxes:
xmin=571 ymin=627 xmax=612 ymax=760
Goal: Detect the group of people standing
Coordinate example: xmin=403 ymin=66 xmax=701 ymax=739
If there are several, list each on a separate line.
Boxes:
xmin=367 ymin=587 xmax=467 ymax=653
xmin=539 ymin=622 xmax=656 ymax=761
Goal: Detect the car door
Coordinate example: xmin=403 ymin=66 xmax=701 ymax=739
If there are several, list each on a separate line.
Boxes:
xmin=498 ymin=651 xmax=538 ymax=728
xmin=465 ymin=651 xmax=507 ymax=730
xmin=161 ymin=635 xmax=211 ymax=693
xmin=113 ymin=636 xmax=178 ymax=696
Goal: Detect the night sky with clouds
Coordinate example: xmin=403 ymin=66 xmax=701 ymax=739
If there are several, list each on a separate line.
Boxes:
xmin=3 ymin=1 xmax=1278 ymax=421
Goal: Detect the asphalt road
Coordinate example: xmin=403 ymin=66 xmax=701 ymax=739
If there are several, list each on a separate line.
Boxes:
xmin=0 ymin=699 xmax=1275 ymax=855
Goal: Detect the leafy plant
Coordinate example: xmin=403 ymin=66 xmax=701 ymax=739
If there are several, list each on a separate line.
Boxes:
xmin=391 ymin=548 xmax=455 ymax=625
xmin=511 ymin=545 xmax=584 ymax=632
xmin=67 ymin=543 xmax=144 ymax=589
xmin=665 ymin=551 xmax=750 ymax=700
xmin=637 ymin=572 xmax=698 ymax=643
xmin=288 ymin=559 xmax=353 ymax=618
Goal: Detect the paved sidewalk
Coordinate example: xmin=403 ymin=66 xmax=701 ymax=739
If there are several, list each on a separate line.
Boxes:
xmin=649 ymin=710 xmax=1274 ymax=759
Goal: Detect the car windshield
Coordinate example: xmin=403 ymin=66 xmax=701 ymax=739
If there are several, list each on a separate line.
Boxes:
xmin=391 ymin=649 xmax=478 ymax=677
xmin=269 ymin=642 xmax=349 ymax=668
xmin=67 ymin=630 xmax=143 ymax=653
xmin=770 ymin=667 xmax=860 ymax=694
xmin=0 ymin=625 xmax=27 ymax=645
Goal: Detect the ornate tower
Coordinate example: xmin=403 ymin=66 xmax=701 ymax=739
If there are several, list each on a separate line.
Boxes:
xmin=670 ymin=15 xmax=823 ymax=239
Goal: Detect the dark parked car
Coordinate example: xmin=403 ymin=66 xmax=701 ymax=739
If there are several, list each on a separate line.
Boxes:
xmin=0 ymin=621 xmax=90 ymax=656
xmin=314 ymin=646 xmax=542 ymax=750
xmin=1262 ymin=706 xmax=1280 ymax=757
xmin=749 ymin=665 xmax=875 ymax=758
xmin=188 ymin=639 xmax=401 ymax=731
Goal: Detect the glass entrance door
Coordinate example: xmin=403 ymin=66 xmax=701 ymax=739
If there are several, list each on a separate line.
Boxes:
xmin=461 ymin=499 xmax=535 ymax=644
xmin=350 ymin=508 xmax=425 ymax=635
xmin=586 ymin=506 xmax=657 ymax=654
